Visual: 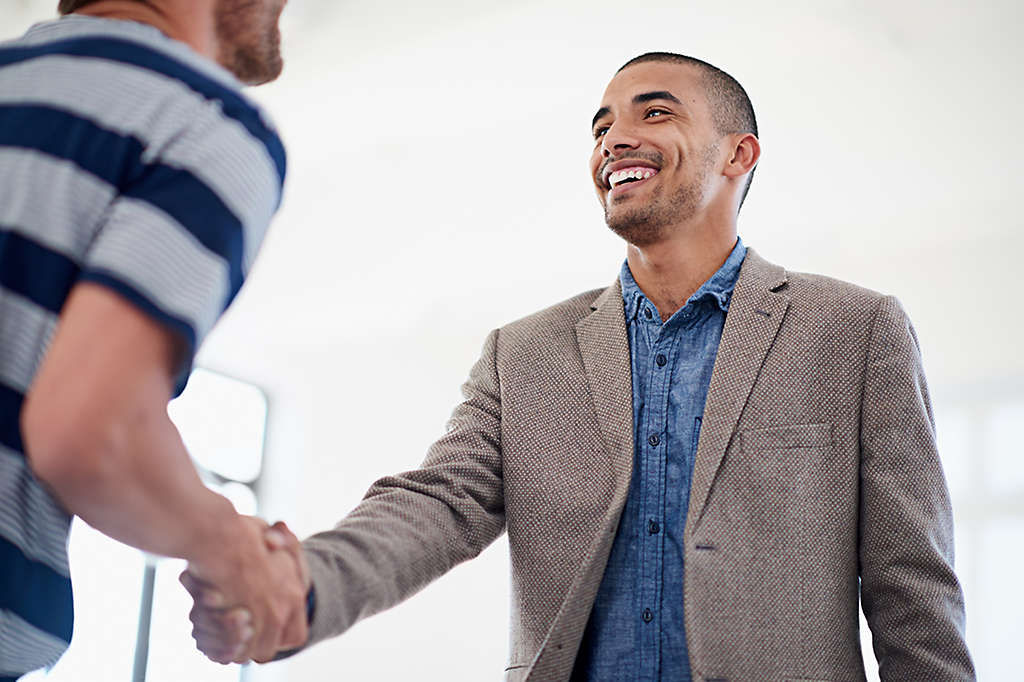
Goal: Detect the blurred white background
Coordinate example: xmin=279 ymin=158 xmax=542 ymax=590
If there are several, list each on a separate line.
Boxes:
xmin=5 ymin=0 xmax=1023 ymax=680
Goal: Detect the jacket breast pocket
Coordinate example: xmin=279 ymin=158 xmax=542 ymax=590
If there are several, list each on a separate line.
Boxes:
xmin=735 ymin=422 xmax=834 ymax=508
xmin=739 ymin=422 xmax=833 ymax=454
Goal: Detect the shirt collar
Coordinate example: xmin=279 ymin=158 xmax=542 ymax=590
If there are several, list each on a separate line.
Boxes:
xmin=620 ymin=237 xmax=747 ymax=323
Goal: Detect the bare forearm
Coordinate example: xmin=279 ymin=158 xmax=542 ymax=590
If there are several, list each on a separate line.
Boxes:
xmin=36 ymin=403 xmax=241 ymax=563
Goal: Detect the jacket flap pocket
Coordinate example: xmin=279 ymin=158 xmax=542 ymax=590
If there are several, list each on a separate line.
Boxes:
xmin=740 ymin=423 xmax=832 ymax=453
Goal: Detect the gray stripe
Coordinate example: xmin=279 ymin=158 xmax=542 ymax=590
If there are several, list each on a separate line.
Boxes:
xmin=0 ymin=610 xmax=68 ymax=674
xmin=84 ymin=197 xmax=229 ymax=342
xmin=0 ymin=446 xmax=71 ymax=577
xmin=0 ymin=55 xmax=279 ymax=272
xmin=0 ymin=292 xmax=57 ymax=394
xmin=15 ymin=14 xmax=240 ymax=90
xmin=0 ymin=148 xmax=113 ymax=262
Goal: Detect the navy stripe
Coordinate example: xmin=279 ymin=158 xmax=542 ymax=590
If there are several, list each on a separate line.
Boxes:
xmin=0 ymin=104 xmax=143 ymax=187
xmin=124 ymin=163 xmax=245 ymax=299
xmin=0 ymin=106 xmax=245 ymax=295
xmin=78 ymin=270 xmax=196 ymax=397
xmin=0 ymin=382 xmax=26 ymax=455
xmin=0 ymin=228 xmax=80 ymax=314
xmin=0 ymin=36 xmax=286 ymax=184
xmin=0 ymin=535 xmax=74 ymax=644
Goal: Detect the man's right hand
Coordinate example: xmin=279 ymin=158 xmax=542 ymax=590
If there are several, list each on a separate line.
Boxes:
xmin=181 ymin=517 xmax=310 ymax=663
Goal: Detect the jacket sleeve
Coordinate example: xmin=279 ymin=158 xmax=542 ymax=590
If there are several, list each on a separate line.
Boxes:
xmin=297 ymin=328 xmax=507 ymax=649
xmin=858 ymin=295 xmax=975 ymax=680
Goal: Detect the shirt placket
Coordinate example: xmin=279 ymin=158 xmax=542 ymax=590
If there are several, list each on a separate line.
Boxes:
xmin=637 ymin=305 xmax=680 ymax=682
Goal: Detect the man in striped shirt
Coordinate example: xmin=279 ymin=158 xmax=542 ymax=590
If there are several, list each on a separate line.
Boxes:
xmin=0 ymin=1 xmax=309 ymax=677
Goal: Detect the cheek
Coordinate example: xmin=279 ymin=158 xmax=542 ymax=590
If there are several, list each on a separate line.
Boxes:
xmin=588 ymin=152 xmax=602 ymax=185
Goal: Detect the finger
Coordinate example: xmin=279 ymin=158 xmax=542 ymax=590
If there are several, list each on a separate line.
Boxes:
xmin=194 ymin=633 xmax=247 ymax=666
xmin=179 ymin=569 xmax=228 ymax=608
xmin=190 ymin=612 xmax=252 ymax=665
xmin=190 ymin=605 xmax=253 ymax=641
xmin=278 ymin=608 xmax=309 ymax=651
xmin=268 ymin=521 xmax=311 ymax=589
xmin=193 ymin=631 xmax=245 ymax=664
xmin=264 ymin=528 xmax=287 ymax=550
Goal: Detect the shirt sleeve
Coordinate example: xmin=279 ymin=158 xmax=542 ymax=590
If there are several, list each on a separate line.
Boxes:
xmin=77 ymin=104 xmax=284 ymax=395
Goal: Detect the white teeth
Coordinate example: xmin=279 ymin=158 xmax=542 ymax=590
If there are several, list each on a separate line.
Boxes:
xmin=607 ymin=167 xmax=657 ymax=187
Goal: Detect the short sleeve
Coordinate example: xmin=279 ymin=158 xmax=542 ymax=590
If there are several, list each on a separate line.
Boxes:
xmin=78 ymin=93 xmax=284 ymax=394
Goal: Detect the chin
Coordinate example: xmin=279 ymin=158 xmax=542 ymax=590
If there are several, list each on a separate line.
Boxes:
xmin=605 ymin=212 xmax=669 ymax=248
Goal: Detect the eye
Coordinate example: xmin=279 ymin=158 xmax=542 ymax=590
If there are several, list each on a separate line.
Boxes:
xmin=593 ymin=125 xmax=609 ymax=139
xmin=644 ymin=108 xmax=670 ymax=119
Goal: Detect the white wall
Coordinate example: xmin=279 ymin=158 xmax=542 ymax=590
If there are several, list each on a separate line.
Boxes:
xmin=5 ymin=1 xmax=1022 ymax=680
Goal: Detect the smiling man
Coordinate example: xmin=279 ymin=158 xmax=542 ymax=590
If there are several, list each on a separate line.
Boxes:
xmin=187 ymin=52 xmax=974 ymax=681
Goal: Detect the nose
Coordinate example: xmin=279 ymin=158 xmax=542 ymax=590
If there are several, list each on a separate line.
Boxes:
xmin=601 ymin=120 xmax=642 ymax=158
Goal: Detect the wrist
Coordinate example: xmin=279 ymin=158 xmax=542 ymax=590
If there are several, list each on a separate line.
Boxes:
xmin=184 ymin=497 xmax=249 ymax=578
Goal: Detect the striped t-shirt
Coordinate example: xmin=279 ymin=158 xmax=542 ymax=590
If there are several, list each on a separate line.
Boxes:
xmin=0 ymin=15 xmax=285 ymax=675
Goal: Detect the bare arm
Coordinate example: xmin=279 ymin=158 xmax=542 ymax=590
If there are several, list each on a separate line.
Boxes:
xmin=21 ymin=282 xmax=306 ymax=661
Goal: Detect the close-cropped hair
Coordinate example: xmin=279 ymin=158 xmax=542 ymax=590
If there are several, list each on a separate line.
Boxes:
xmin=619 ymin=52 xmax=759 ymax=207
xmin=58 ymin=0 xmax=112 ymax=15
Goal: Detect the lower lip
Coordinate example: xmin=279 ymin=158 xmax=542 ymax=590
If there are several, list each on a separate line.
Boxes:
xmin=607 ymin=173 xmax=657 ymax=200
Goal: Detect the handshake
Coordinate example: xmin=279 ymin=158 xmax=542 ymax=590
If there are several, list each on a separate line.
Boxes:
xmin=178 ymin=515 xmax=311 ymax=664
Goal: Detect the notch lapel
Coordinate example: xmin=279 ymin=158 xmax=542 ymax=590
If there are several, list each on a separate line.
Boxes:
xmin=687 ymin=249 xmax=790 ymax=529
xmin=574 ymin=280 xmax=635 ymax=488
xmin=526 ymin=282 xmax=636 ymax=680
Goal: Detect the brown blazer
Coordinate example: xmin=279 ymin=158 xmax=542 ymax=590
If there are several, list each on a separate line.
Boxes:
xmin=301 ymin=248 xmax=974 ymax=681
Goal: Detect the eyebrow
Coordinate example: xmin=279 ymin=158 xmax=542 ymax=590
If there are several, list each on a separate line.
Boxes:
xmin=591 ymin=91 xmax=683 ymax=129
xmin=633 ymin=90 xmax=682 ymax=105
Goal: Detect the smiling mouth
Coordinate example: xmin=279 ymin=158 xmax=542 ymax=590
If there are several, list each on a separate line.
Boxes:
xmin=603 ymin=166 xmax=659 ymax=197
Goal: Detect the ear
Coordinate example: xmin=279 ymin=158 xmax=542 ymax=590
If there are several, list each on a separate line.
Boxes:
xmin=723 ymin=133 xmax=760 ymax=179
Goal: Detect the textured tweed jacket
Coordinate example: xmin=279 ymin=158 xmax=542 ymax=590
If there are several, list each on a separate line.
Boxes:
xmin=301 ymin=248 xmax=974 ymax=681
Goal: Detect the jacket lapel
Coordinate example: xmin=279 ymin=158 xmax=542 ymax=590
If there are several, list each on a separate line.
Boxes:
xmin=526 ymin=281 xmax=635 ymax=681
xmin=574 ymin=280 xmax=635 ymax=489
xmin=687 ymin=248 xmax=790 ymax=529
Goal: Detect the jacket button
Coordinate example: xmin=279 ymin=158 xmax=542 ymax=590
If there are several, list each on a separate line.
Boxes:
xmin=648 ymin=520 xmax=660 ymax=535
xmin=648 ymin=433 xmax=660 ymax=447
xmin=642 ymin=608 xmax=653 ymax=623
xmin=655 ymin=354 xmax=667 ymax=367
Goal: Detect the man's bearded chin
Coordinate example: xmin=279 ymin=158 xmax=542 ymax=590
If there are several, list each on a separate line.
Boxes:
xmin=215 ymin=1 xmax=284 ymax=85
xmin=605 ymin=204 xmax=670 ymax=248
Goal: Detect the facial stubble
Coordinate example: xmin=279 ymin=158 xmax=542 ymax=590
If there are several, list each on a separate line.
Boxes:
xmin=604 ymin=143 xmax=719 ymax=248
xmin=214 ymin=0 xmax=284 ymax=85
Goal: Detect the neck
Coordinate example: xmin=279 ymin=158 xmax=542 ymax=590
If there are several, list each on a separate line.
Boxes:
xmin=74 ymin=1 xmax=218 ymax=61
xmin=625 ymin=222 xmax=737 ymax=322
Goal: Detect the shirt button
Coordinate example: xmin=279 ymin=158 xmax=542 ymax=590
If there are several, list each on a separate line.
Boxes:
xmin=642 ymin=608 xmax=653 ymax=623
xmin=648 ymin=433 xmax=660 ymax=447
xmin=644 ymin=307 xmax=653 ymax=320
xmin=648 ymin=520 xmax=660 ymax=535
xmin=655 ymin=354 xmax=667 ymax=367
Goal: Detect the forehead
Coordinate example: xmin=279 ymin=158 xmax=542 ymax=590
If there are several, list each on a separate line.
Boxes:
xmin=599 ymin=61 xmax=707 ymax=112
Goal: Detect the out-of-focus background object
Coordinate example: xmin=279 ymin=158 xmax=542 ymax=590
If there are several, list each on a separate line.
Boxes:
xmin=6 ymin=0 xmax=1022 ymax=680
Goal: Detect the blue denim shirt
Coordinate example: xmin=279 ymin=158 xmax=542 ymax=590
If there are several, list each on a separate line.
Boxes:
xmin=571 ymin=239 xmax=747 ymax=681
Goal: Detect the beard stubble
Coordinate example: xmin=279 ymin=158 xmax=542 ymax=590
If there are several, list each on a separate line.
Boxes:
xmin=604 ymin=143 xmax=718 ymax=247
xmin=214 ymin=0 xmax=284 ymax=85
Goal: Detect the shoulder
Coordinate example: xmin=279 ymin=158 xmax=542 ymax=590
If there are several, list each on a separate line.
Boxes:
xmin=744 ymin=248 xmax=890 ymax=324
xmin=1 ymin=16 xmax=284 ymax=185
xmin=784 ymin=269 xmax=885 ymax=310
xmin=496 ymin=286 xmax=608 ymax=348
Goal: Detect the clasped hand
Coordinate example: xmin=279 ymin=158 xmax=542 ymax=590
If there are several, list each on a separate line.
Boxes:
xmin=179 ymin=516 xmax=310 ymax=664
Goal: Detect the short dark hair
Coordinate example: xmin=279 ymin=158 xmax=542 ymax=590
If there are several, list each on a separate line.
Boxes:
xmin=619 ymin=52 xmax=758 ymax=208
xmin=58 ymin=0 xmax=108 ymax=15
